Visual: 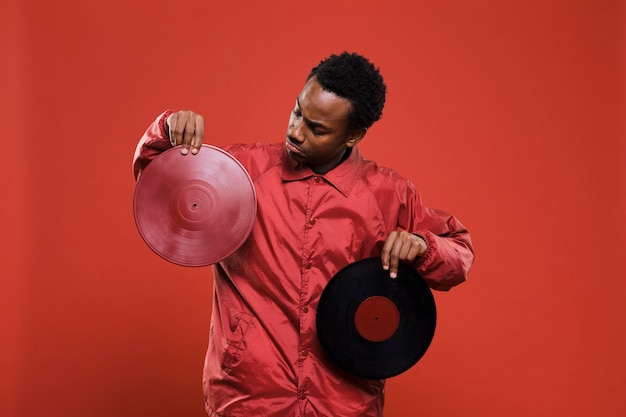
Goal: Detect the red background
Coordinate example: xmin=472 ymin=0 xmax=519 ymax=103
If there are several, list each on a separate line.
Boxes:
xmin=2 ymin=0 xmax=625 ymax=416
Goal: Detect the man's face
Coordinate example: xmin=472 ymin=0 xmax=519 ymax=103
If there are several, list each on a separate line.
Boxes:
xmin=286 ymin=76 xmax=363 ymax=174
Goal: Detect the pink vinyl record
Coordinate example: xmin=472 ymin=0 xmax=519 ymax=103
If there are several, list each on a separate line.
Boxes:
xmin=134 ymin=145 xmax=256 ymax=267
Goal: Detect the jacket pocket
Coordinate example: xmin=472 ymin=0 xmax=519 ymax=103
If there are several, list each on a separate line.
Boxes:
xmin=221 ymin=312 xmax=255 ymax=374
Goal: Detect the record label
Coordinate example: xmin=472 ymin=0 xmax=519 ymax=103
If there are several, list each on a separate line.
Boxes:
xmin=354 ymin=296 xmax=400 ymax=342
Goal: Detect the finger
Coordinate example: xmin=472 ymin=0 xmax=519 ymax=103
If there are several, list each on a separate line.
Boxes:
xmin=190 ymin=115 xmax=205 ymax=154
xmin=405 ymin=244 xmax=422 ymax=263
xmin=177 ymin=112 xmax=194 ymax=155
xmin=406 ymin=235 xmax=427 ymax=262
xmin=389 ymin=233 xmax=417 ymax=279
xmin=380 ymin=231 xmax=398 ymax=271
xmin=398 ymin=235 xmax=422 ymax=265
xmin=387 ymin=238 xmax=406 ymax=279
xmin=171 ymin=111 xmax=191 ymax=148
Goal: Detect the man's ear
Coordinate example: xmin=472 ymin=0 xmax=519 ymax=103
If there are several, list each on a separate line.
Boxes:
xmin=346 ymin=128 xmax=367 ymax=148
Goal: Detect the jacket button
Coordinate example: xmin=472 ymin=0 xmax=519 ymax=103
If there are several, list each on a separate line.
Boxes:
xmin=308 ymin=218 xmax=316 ymax=225
xmin=305 ymin=262 xmax=312 ymax=269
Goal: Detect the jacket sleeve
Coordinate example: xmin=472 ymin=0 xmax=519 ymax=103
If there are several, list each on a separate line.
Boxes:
xmin=132 ymin=110 xmax=177 ymax=181
xmin=400 ymin=181 xmax=475 ymax=292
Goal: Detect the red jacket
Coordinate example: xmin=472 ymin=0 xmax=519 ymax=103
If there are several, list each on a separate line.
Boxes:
xmin=134 ymin=111 xmax=474 ymax=417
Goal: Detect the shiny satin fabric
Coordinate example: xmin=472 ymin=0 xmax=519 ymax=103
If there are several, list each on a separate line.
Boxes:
xmin=134 ymin=111 xmax=474 ymax=417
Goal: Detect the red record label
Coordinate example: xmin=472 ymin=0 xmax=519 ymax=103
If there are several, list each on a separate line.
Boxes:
xmin=354 ymin=296 xmax=401 ymax=342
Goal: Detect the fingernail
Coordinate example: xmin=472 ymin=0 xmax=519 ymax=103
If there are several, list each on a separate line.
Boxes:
xmin=390 ymin=272 xmax=397 ymax=279
xmin=181 ymin=148 xmax=189 ymax=155
xmin=191 ymin=148 xmax=198 ymax=155
xmin=382 ymin=265 xmax=388 ymax=270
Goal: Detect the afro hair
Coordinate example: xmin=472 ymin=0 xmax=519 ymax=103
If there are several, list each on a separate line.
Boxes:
xmin=307 ymin=52 xmax=387 ymax=131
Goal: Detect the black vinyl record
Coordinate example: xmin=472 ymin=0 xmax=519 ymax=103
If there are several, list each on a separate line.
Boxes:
xmin=316 ymin=257 xmax=436 ymax=379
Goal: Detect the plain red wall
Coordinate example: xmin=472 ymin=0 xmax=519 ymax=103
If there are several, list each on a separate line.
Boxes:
xmin=2 ymin=0 xmax=625 ymax=416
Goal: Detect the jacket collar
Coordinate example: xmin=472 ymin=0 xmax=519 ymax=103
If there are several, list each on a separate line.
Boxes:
xmin=280 ymin=146 xmax=363 ymax=197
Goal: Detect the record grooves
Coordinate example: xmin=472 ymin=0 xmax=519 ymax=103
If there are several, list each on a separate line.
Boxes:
xmin=133 ymin=145 xmax=257 ymax=267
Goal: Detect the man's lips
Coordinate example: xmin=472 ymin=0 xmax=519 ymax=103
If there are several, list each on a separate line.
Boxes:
xmin=286 ymin=140 xmax=305 ymax=156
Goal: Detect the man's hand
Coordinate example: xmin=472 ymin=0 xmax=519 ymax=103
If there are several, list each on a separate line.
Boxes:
xmin=381 ymin=231 xmax=427 ymax=279
xmin=167 ymin=110 xmax=205 ymax=155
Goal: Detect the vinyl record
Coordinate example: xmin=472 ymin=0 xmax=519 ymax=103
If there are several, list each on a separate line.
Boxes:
xmin=133 ymin=145 xmax=256 ymax=267
xmin=316 ymin=257 xmax=436 ymax=379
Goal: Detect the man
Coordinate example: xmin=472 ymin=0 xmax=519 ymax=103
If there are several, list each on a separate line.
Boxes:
xmin=133 ymin=52 xmax=474 ymax=417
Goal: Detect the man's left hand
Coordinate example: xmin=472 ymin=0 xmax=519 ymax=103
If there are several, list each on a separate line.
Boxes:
xmin=381 ymin=231 xmax=427 ymax=279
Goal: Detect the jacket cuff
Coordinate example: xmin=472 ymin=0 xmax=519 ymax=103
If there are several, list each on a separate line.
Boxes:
xmin=160 ymin=109 xmax=178 ymax=140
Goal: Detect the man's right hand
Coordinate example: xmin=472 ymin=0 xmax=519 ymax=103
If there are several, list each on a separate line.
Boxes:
xmin=167 ymin=110 xmax=205 ymax=155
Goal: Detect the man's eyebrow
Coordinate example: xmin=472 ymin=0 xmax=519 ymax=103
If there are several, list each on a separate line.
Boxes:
xmin=296 ymin=97 xmax=329 ymax=131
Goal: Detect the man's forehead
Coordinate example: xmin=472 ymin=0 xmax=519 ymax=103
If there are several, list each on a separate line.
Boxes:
xmin=298 ymin=78 xmax=352 ymax=122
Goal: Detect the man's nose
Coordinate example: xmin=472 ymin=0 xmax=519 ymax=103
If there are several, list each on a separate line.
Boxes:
xmin=288 ymin=119 xmax=304 ymax=143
